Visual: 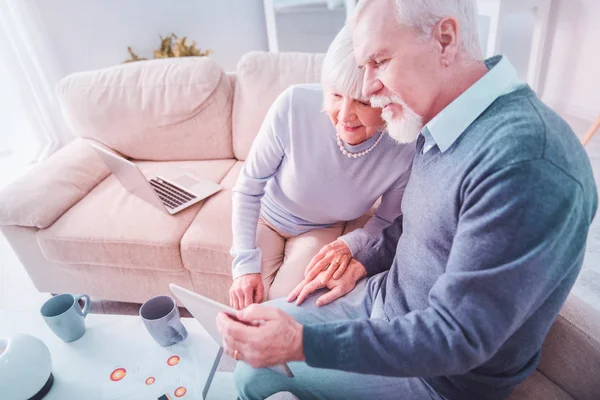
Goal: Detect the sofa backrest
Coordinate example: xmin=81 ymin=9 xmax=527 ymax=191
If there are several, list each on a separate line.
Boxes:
xmin=231 ymin=52 xmax=324 ymax=161
xmin=56 ymin=57 xmax=234 ymax=161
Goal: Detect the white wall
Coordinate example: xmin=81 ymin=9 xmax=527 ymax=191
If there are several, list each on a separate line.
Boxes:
xmin=275 ymin=5 xmax=346 ymax=53
xmin=25 ymin=0 xmax=600 ymax=148
xmin=35 ymin=0 xmax=269 ymax=74
xmin=540 ymin=0 xmax=600 ymax=122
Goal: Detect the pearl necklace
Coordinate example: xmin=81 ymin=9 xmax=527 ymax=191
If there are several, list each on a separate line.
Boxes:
xmin=337 ymin=132 xmax=384 ymax=159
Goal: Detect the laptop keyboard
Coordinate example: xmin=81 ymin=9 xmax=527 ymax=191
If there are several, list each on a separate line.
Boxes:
xmin=149 ymin=178 xmax=197 ymax=209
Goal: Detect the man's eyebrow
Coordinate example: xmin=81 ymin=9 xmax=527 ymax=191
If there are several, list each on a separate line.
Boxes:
xmin=358 ymin=52 xmax=381 ymax=69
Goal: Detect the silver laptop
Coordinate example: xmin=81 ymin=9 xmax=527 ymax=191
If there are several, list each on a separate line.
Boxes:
xmin=90 ymin=143 xmax=221 ymax=215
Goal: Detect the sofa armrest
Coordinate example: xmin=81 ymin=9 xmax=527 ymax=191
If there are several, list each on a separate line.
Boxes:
xmin=538 ymin=294 xmax=600 ymax=400
xmin=0 ymin=138 xmax=110 ymax=228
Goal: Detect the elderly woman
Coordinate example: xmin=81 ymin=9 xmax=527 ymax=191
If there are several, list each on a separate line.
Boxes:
xmin=229 ymin=26 xmax=415 ymax=309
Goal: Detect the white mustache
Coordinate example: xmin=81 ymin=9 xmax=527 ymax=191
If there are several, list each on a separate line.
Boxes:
xmin=370 ymin=95 xmax=404 ymax=109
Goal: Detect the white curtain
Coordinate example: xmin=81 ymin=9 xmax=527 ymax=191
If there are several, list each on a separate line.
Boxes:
xmin=0 ymin=0 xmax=70 ymax=163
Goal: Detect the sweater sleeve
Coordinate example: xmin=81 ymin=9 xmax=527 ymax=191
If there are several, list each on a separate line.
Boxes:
xmin=230 ymin=90 xmax=291 ymax=279
xmin=353 ymin=213 xmax=404 ymax=277
xmin=339 ymin=165 xmax=410 ymax=256
xmin=302 ymin=160 xmax=595 ymax=376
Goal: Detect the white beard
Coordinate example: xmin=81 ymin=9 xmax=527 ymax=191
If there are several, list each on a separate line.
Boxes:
xmin=371 ymin=95 xmax=423 ymax=144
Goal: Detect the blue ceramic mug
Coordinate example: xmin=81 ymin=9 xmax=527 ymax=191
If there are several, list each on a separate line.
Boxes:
xmin=140 ymin=295 xmax=188 ymax=347
xmin=40 ymin=294 xmax=90 ymax=343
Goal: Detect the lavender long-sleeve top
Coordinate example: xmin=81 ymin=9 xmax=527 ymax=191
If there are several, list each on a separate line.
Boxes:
xmin=231 ymin=84 xmax=415 ymax=279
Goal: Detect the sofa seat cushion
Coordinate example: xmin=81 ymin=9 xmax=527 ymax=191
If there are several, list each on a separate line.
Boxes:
xmin=508 ymin=370 xmax=573 ymax=400
xmin=181 ymin=161 xmax=242 ymax=275
xmin=37 ymin=159 xmax=235 ymax=271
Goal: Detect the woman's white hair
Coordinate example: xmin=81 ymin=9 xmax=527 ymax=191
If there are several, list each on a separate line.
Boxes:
xmin=355 ymin=0 xmax=482 ymax=60
xmin=321 ymin=25 xmax=365 ymax=100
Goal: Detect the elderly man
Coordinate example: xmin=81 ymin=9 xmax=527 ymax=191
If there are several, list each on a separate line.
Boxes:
xmin=217 ymin=0 xmax=598 ymax=399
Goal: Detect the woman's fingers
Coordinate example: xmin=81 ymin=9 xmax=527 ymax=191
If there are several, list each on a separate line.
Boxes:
xmin=242 ymin=284 xmax=254 ymax=309
xmin=229 ymin=290 xmax=236 ymax=309
xmin=305 ymin=255 xmax=334 ymax=282
xmin=320 ymin=259 xmax=338 ymax=285
xmin=305 ymin=248 xmax=327 ymax=278
xmin=255 ymin=280 xmax=265 ymax=304
xmin=333 ymin=255 xmax=350 ymax=280
xmin=232 ymin=290 xmax=242 ymax=310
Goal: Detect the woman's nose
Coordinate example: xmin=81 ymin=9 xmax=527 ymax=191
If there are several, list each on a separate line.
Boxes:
xmin=339 ymin=99 xmax=356 ymax=122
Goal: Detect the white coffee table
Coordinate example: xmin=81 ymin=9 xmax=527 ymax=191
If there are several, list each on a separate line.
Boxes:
xmin=0 ymin=311 xmax=236 ymax=400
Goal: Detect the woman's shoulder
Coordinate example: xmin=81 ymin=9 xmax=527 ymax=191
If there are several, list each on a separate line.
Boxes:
xmin=269 ymin=83 xmax=323 ymax=117
xmin=283 ymin=83 xmax=323 ymax=109
xmin=377 ymin=134 xmax=416 ymax=173
xmin=380 ymin=133 xmax=417 ymax=156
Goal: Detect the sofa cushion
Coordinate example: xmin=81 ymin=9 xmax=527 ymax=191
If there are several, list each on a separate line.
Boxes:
xmin=232 ymin=52 xmax=324 ymax=160
xmin=508 ymin=370 xmax=573 ymax=400
xmin=181 ymin=161 xmax=242 ymax=275
xmin=537 ymin=295 xmax=600 ymax=400
xmin=0 ymin=139 xmax=109 ymax=229
xmin=56 ymin=57 xmax=234 ymax=161
xmin=37 ymin=159 xmax=236 ymax=271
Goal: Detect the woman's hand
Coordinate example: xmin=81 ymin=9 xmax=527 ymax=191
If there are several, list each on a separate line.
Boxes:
xmin=229 ymin=274 xmax=264 ymax=310
xmin=304 ymin=239 xmax=352 ymax=285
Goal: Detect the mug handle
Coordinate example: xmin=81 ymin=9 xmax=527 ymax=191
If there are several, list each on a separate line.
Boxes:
xmin=75 ymin=294 xmax=91 ymax=318
xmin=168 ymin=318 xmax=188 ymax=343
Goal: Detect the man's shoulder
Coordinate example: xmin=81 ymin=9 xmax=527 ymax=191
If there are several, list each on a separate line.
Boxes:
xmin=465 ymin=87 xmax=588 ymax=178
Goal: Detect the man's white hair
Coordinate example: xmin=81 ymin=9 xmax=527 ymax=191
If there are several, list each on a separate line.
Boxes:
xmin=355 ymin=0 xmax=482 ymax=60
xmin=321 ymin=25 xmax=364 ymax=100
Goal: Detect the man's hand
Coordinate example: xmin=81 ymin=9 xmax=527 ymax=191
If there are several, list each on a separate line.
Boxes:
xmin=229 ymin=274 xmax=264 ymax=310
xmin=288 ymin=259 xmax=367 ymax=306
xmin=304 ymin=239 xmax=352 ymax=286
xmin=216 ymin=305 xmax=305 ymax=368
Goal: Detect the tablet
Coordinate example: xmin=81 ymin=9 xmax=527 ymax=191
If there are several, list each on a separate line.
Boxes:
xmin=169 ymin=284 xmax=294 ymax=378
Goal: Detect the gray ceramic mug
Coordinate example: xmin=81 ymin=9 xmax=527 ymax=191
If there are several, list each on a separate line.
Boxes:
xmin=41 ymin=294 xmax=90 ymax=343
xmin=140 ymin=295 xmax=188 ymax=347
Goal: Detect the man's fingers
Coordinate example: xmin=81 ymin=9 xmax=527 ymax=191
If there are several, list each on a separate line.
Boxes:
xmin=287 ymin=280 xmax=305 ymax=302
xmin=316 ymin=286 xmax=344 ymax=307
xmin=296 ymin=278 xmax=324 ymax=306
xmin=333 ymin=256 xmax=350 ymax=280
xmin=237 ymin=304 xmax=282 ymax=323
xmin=217 ymin=313 xmax=251 ymax=358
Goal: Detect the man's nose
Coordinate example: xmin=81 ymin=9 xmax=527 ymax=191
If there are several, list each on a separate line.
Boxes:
xmin=362 ymin=65 xmax=383 ymax=99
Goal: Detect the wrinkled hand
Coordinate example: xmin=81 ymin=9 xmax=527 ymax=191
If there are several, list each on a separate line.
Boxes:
xmin=304 ymin=239 xmax=352 ymax=286
xmin=216 ymin=305 xmax=305 ymax=368
xmin=229 ymin=273 xmax=264 ymax=310
xmin=289 ymin=259 xmax=367 ymax=307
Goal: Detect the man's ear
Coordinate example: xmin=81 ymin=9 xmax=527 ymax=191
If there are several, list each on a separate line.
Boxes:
xmin=433 ymin=17 xmax=460 ymax=66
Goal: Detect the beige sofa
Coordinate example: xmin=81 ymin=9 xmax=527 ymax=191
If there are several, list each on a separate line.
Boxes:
xmin=0 ymin=53 xmax=598 ymax=399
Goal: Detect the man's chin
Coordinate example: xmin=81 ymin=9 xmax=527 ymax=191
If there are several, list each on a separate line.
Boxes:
xmin=385 ymin=118 xmax=422 ymax=144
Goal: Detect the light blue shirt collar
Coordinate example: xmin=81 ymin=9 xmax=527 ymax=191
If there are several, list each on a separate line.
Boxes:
xmin=421 ymin=55 xmax=525 ymax=154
